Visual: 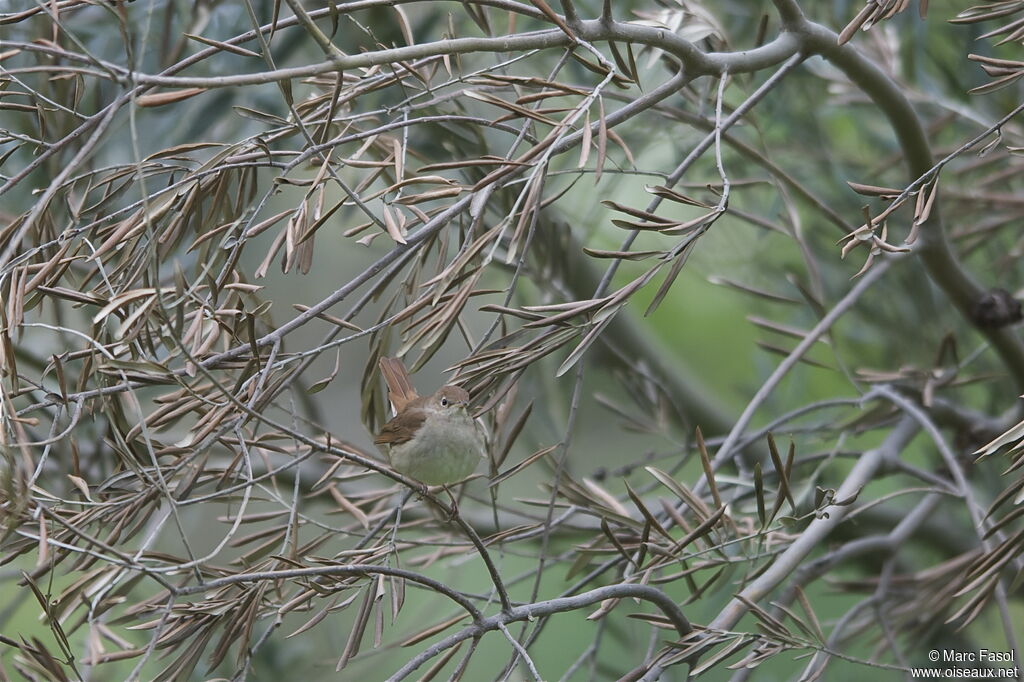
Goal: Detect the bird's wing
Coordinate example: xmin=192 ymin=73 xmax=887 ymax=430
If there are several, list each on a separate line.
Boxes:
xmin=374 ymin=407 xmax=427 ymax=446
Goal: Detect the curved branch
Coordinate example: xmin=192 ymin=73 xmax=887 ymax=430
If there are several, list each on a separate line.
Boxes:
xmin=794 ymin=19 xmax=1024 ymax=390
xmin=386 ymin=582 xmax=692 ymax=681
xmin=9 ymin=19 xmax=800 ymax=91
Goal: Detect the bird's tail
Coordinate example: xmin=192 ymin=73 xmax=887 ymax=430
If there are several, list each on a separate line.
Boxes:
xmin=379 ymin=357 xmax=418 ymax=413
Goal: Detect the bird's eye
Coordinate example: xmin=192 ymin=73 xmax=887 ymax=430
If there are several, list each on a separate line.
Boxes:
xmin=440 ymin=397 xmax=449 ymax=407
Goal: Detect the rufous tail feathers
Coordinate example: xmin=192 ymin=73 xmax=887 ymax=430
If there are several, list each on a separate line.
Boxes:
xmin=379 ymin=357 xmax=419 ymax=413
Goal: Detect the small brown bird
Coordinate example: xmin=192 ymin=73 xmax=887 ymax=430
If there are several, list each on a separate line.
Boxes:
xmin=374 ymin=357 xmax=486 ymax=486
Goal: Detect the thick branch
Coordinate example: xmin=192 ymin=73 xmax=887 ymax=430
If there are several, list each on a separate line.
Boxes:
xmin=793 ymin=20 xmax=1024 ymax=391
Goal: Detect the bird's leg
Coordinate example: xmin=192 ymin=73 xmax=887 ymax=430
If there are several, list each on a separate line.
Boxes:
xmin=442 ymin=485 xmax=460 ymax=521
xmin=416 ymin=484 xmax=455 ymax=522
